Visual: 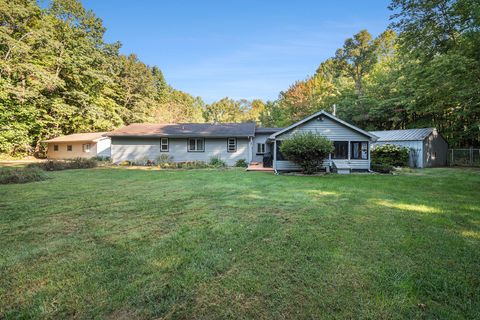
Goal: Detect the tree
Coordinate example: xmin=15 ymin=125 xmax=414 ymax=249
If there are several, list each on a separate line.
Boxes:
xmin=280 ymin=132 xmax=334 ymax=174
xmin=333 ymin=30 xmax=378 ymax=96
xmin=0 ymin=0 xmax=207 ymax=156
xmin=203 ymin=97 xmax=245 ymax=123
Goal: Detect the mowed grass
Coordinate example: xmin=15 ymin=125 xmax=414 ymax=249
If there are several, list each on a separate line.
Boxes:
xmin=0 ymin=168 xmax=479 ymax=319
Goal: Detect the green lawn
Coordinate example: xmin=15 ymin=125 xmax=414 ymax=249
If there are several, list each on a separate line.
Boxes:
xmin=0 ymin=168 xmax=479 ymax=319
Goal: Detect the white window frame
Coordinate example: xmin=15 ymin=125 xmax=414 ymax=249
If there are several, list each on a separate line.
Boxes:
xmin=160 ymin=138 xmax=169 ymax=152
xmin=67 ymin=145 xmax=73 ymax=151
xmin=53 ymin=144 xmax=59 ymax=151
xmin=82 ymin=143 xmax=91 ymax=153
xmin=187 ymin=138 xmax=204 ymax=152
xmin=350 ymin=141 xmax=368 ymax=160
xmin=256 ymin=143 xmax=265 ymax=155
xmin=227 ymin=137 xmax=237 ymax=153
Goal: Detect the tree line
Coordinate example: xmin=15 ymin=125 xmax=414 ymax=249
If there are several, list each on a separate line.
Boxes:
xmin=1 ymin=0 xmax=479 ymax=157
xmin=261 ymin=0 xmax=480 ymax=148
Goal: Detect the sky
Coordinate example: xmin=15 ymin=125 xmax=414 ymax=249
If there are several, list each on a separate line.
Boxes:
xmin=81 ymin=0 xmax=392 ymax=103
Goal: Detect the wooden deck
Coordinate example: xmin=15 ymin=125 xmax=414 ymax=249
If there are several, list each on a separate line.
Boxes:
xmin=246 ymin=162 xmax=274 ymax=172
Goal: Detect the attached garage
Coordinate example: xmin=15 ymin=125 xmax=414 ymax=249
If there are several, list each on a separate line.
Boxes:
xmin=370 ymin=128 xmax=448 ymax=168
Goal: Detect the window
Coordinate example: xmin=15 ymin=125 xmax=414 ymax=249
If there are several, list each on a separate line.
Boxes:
xmin=333 ymin=141 xmax=348 ymax=159
xmin=67 ymin=145 xmax=73 ymax=151
xmin=256 ymin=143 xmax=266 ymax=154
xmin=160 ymin=138 xmax=169 ymax=152
xmin=82 ymin=144 xmax=91 ymax=153
xmin=53 ymin=144 xmax=59 ymax=151
xmin=350 ymin=142 xmax=368 ymax=160
xmin=227 ymin=138 xmax=236 ymax=152
xmin=188 ymin=138 xmax=204 ymax=152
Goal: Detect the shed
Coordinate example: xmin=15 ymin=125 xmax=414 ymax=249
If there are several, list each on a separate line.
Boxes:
xmin=369 ymin=128 xmax=448 ymax=168
xmin=43 ymin=132 xmax=111 ymax=159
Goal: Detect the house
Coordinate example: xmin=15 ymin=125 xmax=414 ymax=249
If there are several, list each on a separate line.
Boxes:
xmin=107 ymin=123 xmax=256 ymax=166
xmin=43 ymin=132 xmax=111 ymax=160
xmin=268 ymin=110 xmax=377 ymax=173
xmin=251 ymin=127 xmax=282 ymax=163
xmin=106 ymin=110 xmax=377 ymax=173
xmin=370 ymin=128 xmax=448 ymax=168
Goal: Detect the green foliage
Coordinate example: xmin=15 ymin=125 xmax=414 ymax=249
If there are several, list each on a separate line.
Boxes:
xmin=266 ymin=2 xmax=480 ymax=147
xmin=209 ymin=156 xmax=227 ymax=167
xmin=234 ymin=159 xmax=248 ymax=168
xmin=280 ymin=132 xmax=334 ymax=174
xmin=0 ymin=0 xmax=206 ymax=157
xmin=1 ymin=0 xmax=479 ymax=158
xmin=93 ymin=156 xmax=111 ymax=162
xmin=157 ymin=161 xmax=209 ymax=169
xmin=371 ymin=144 xmax=409 ymax=173
xmin=156 ymin=154 xmax=173 ymax=164
xmin=28 ymin=157 xmax=97 ymax=171
xmin=0 ymin=167 xmax=47 ymax=184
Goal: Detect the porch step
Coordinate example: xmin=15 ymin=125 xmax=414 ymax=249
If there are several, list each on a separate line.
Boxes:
xmin=332 ymin=160 xmax=351 ymax=174
xmin=246 ymin=162 xmax=274 ymax=172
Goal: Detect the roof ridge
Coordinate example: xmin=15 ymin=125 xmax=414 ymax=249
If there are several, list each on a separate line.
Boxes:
xmin=126 ymin=122 xmax=254 ymax=125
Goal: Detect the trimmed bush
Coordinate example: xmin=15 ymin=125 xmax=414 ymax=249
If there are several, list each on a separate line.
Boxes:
xmin=371 ymin=144 xmax=409 ymax=173
xmin=28 ymin=158 xmax=97 ymax=171
xmin=0 ymin=167 xmax=47 ymax=184
xmin=234 ymin=159 xmax=248 ymax=168
xmin=280 ymin=132 xmax=334 ymax=174
xmin=209 ymin=156 xmax=226 ymax=167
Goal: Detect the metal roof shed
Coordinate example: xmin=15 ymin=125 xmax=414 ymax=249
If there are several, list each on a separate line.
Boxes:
xmin=369 ymin=128 xmax=448 ymax=168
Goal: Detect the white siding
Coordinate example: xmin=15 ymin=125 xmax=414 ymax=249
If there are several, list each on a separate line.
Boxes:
xmin=275 ymin=116 xmax=372 ymax=171
xmin=275 ymin=159 xmax=370 ymax=171
xmin=96 ymin=138 xmax=111 ymax=158
xmin=373 ymin=140 xmax=424 ymax=168
xmin=111 ymin=137 xmax=249 ymax=166
xmin=252 ymin=133 xmax=271 ymax=163
xmin=277 ymin=117 xmax=368 ymax=141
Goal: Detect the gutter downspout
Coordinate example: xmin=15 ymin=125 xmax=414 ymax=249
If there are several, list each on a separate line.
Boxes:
xmin=247 ymin=136 xmax=253 ymax=164
xmin=273 ymin=139 xmax=278 ymax=175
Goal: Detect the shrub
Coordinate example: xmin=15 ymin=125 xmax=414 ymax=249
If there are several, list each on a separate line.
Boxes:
xmin=235 ymin=159 xmax=248 ymax=168
xmin=93 ymin=156 xmax=111 ymax=162
xmin=280 ymin=132 xmax=334 ymax=174
xmin=0 ymin=167 xmax=47 ymax=184
xmin=209 ymin=156 xmax=226 ymax=167
xmin=68 ymin=157 xmax=98 ymax=169
xmin=371 ymin=144 xmax=409 ymax=173
xmin=28 ymin=158 xmax=97 ymax=171
xmin=156 ymin=154 xmax=173 ymax=164
xmin=178 ymin=161 xmax=209 ymax=169
xmin=134 ymin=156 xmax=151 ymax=166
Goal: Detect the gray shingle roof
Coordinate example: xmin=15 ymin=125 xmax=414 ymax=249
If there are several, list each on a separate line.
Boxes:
xmin=255 ymin=127 xmax=283 ymax=133
xmin=107 ymin=123 xmax=256 ymax=138
xmin=369 ymin=128 xmax=434 ymax=141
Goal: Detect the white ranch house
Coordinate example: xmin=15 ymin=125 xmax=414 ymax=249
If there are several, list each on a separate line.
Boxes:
xmin=106 ymin=110 xmax=377 ymax=173
xmin=45 ymin=110 xmax=448 ymax=172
